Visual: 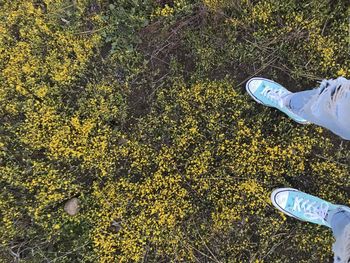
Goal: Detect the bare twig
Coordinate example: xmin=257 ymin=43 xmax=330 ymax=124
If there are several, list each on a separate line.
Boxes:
xmin=314 ymin=154 xmax=349 ymax=167
xmin=74 ymin=26 xmax=107 ymax=35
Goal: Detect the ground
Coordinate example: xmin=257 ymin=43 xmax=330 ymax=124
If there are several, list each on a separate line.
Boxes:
xmin=0 ymin=0 xmax=349 ymax=262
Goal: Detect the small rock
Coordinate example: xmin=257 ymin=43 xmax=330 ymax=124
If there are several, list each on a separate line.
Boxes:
xmin=64 ymin=197 xmax=80 ymax=216
xmin=111 ymin=220 xmax=122 ymax=233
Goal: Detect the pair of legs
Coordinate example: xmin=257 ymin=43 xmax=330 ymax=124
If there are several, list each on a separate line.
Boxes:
xmin=271 ymin=188 xmax=350 ymax=262
xmin=246 ymin=77 xmax=350 ymax=140
xmin=246 ymin=77 xmax=350 ymax=261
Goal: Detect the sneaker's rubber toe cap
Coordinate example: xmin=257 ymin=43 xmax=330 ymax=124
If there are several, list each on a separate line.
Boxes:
xmin=246 ymin=78 xmax=264 ymax=94
xmin=271 ymin=189 xmax=289 ymax=210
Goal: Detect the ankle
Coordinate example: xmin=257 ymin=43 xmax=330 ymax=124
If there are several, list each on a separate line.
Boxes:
xmin=326 ymin=207 xmax=350 ymax=224
xmin=281 ymin=93 xmax=293 ymax=109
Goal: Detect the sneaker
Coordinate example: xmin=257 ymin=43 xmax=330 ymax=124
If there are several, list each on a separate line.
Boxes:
xmin=271 ymin=188 xmax=339 ymax=227
xmin=246 ymin=77 xmax=309 ymax=124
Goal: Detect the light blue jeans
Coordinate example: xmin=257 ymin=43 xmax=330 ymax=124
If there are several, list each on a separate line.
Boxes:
xmin=284 ymin=77 xmax=350 ymax=140
xmin=330 ymin=209 xmax=350 ymax=240
xmin=328 ymin=208 xmax=350 ymax=262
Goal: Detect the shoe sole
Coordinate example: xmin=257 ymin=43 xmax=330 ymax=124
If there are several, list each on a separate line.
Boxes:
xmin=246 ymin=77 xmax=309 ymax=125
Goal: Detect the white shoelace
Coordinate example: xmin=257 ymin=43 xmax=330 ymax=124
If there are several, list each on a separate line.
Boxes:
xmin=292 ymin=197 xmax=329 ymax=224
xmin=261 ymin=86 xmax=288 ymax=107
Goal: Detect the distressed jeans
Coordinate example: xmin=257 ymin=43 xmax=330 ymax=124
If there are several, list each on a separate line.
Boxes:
xmin=283 ymin=77 xmax=350 ymax=140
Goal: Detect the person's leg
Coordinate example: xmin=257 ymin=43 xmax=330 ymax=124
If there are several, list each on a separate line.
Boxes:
xmin=328 ymin=208 xmax=350 ymax=262
xmin=246 ymin=77 xmax=350 ymax=140
xmin=282 ymin=78 xmax=335 ymax=115
xmin=284 ymin=77 xmax=350 ymax=140
xmin=283 ymin=89 xmax=320 ymax=114
xmin=271 ymin=188 xmax=350 ymax=262
xmin=328 ymin=208 xmax=350 ymax=239
xmin=245 ymin=77 xmax=309 ymax=124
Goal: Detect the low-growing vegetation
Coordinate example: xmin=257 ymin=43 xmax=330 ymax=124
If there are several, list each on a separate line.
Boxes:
xmin=0 ymin=0 xmax=349 ymax=262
